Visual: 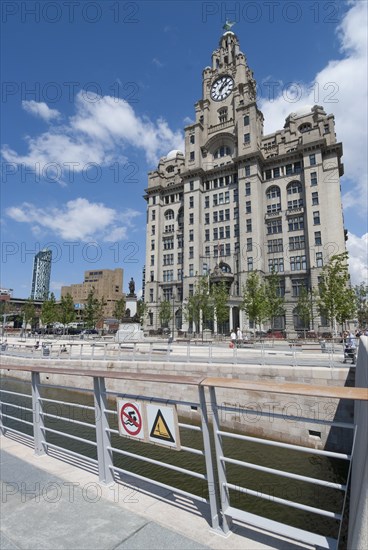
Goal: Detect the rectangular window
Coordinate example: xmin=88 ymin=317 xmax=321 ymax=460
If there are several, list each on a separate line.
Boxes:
xmin=289 ymin=235 xmax=305 ymax=250
xmin=150 ymin=255 xmax=154 ymax=266
xmin=225 ymin=243 xmax=231 ymax=256
xmin=189 ymin=246 xmax=194 ymax=259
xmin=267 ymin=203 xmax=281 ymax=213
xmin=150 ymin=271 xmax=154 ymax=282
xmin=312 ymin=192 xmax=319 ymax=205
xmin=292 ymin=279 xmax=307 ymax=297
xmin=265 ymin=169 xmax=272 ymax=180
xmin=177 ymin=268 xmax=183 ymax=280
xmin=189 ymin=264 xmax=194 ymax=277
xmin=273 ymin=167 xmax=280 ymax=178
xmin=151 ymin=210 xmax=156 ymax=221
xmin=288 ymin=216 xmax=304 ymax=231
xmin=225 ymin=226 xmax=230 ymax=238
xmin=205 ymin=196 xmax=209 ymax=208
xmin=189 ymin=181 xmax=194 ymax=191
xmin=245 ymin=182 xmax=251 ymax=195
xmin=213 ymin=228 xmax=218 ymax=240
xmin=234 ymin=207 xmax=239 ymax=218
xmin=247 ymin=257 xmax=253 ymax=271
xmin=244 ymin=133 xmax=250 ymax=144
xmin=151 ymin=225 xmax=155 ymax=236
xmin=294 ymin=161 xmax=302 ymax=173
xmin=190 ymin=135 xmax=195 ymax=144
xmin=225 ymin=208 xmax=230 ymax=221
xmin=315 ymin=231 xmax=322 ymax=245
xmin=285 ymin=164 xmax=293 ymax=176
xmin=313 ymin=211 xmax=320 ymax=225
xmin=234 ymin=224 xmax=239 ymax=237
xmin=245 ymin=201 xmax=251 ymax=213
xmin=247 ymin=238 xmax=252 ymax=252
xmin=310 ymin=172 xmax=318 ymax=186
xmin=324 ymin=124 xmax=330 ymax=134
xmin=189 ymin=284 xmax=194 ymax=296
xmin=190 ymin=151 xmax=195 ymax=161
xmin=316 ymin=252 xmax=323 ymax=267
xmin=189 ymin=196 xmax=194 ymax=208
xmin=219 ymin=227 xmax=224 ymax=239
xmin=152 ymin=196 xmax=156 ymax=205
xmin=268 ymin=238 xmax=283 ymax=253
xmin=205 ymin=246 xmax=210 ymax=256
xmin=232 ymin=189 xmax=237 ymax=202
xmin=245 ymin=165 xmax=251 ymax=177
xmin=243 ymin=115 xmax=249 ymax=126
xmin=151 ymin=240 xmax=155 ymax=251
xmin=287 ymin=198 xmax=303 ymax=210
xmin=205 ymin=229 xmax=210 ymax=241
xmin=177 ymin=236 xmax=183 ymax=248
xmin=189 ymin=229 xmax=194 ymax=241
xmin=268 ymin=257 xmax=284 ymax=273
xmin=163 ymin=237 xmax=174 ymax=250
xmin=309 ymin=153 xmax=316 ymax=165
xmin=290 ymin=255 xmax=307 ymax=271
xmin=205 ymin=212 xmax=209 ymax=224
xmin=267 ymin=219 xmax=282 ymax=234
xmin=246 ymin=219 xmax=252 ymax=233
xmin=189 ymin=213 xmax=194 ymax=224
xmin=213 ymin=194 xmax=218 ymax=206
xmin=219 ymin=210 xmax=224 ymax=222
xmin=149 ymin=289 xmax=154 ymax=302
xmin=177 ymin=252 xmax=183 ymax=264
xmin=213 ymin=211 xmax=218 ymax=223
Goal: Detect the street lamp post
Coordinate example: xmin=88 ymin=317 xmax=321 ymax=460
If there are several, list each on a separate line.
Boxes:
xmin=172 ymin=291 xmax=175 ymax=340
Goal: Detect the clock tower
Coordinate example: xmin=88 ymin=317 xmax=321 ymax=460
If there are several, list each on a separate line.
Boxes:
xmin=144 ymin=29 xmax=346 ymax=336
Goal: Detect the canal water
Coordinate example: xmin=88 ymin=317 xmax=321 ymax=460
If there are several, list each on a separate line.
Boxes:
xmin=1 ymin=376 xmax=349 ymax=543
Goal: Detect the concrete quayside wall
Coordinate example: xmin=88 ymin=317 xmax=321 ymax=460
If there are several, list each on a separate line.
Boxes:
xmin=0 ymin=353 xmax=356 ymax=451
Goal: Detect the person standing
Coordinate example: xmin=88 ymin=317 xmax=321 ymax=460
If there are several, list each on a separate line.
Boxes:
xmin=230 ymin=330 xmax=236 ymax=348
xmin=236 ymin=327 xmax=243 ymax=347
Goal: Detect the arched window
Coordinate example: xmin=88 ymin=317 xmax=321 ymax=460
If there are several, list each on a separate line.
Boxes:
xmin=299 ymin=123 xmax=312 ymax=133
xmin=287 ymin=181 xmax=302 ymax=195
xmin=219 ymin=262 xmax=231 ymax=273
xmin=164 ymin=209 xmax=175 ymax=220
xmin=266 ymin=185 xmax=281 ymax=199
xmin=166 ymin=165 xmax=175 ymax=173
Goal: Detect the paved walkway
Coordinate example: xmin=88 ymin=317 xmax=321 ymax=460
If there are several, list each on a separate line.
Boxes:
xmin=0 ymin=436 xmax=314 ymax=550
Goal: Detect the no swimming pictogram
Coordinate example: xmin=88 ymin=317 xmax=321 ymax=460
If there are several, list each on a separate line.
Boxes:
xmin=117 ymin=400 xmax=145 ymax=440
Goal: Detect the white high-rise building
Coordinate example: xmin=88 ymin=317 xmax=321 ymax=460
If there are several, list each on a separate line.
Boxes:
xmin=144 ymin=30 xmax=346 ymax=335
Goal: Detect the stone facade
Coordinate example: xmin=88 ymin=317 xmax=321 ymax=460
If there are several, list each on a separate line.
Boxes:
xmin=144 ymin=31 xmax=346 ymax=335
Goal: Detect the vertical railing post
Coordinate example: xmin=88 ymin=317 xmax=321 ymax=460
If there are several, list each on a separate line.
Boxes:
xmin=209 ymin=386 xmax=231 ymax=534
xmin=187 ymin=340 xmax=190 ymax=363
xmin=208 ymin=341 xmax=212 ymax=364
xmin=93 ymin=376 xmax=114 ymax=485
xmin=91 ymin=343 xmax=95 ymax=361
xmin=31 ymin=371 xmax=46 ymax=456
xmin=198 ymin=384 xmax=220 ymax=531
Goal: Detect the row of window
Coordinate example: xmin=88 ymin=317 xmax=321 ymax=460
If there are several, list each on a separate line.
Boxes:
xmin=204 ymin=173 xmax=237 ymax=190
xmin=266 ymin=212 xmax=320 ymax=234
xmin=265 ymin=161 xmax=302 ymax=181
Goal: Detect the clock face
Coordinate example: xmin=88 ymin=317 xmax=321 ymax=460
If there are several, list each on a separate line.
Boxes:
xmin=210 ymin=75 xmax=234 ymax=101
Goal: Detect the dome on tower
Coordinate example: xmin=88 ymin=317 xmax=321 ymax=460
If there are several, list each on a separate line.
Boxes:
xmin=166 ymin=149 xmax=184 ymax=159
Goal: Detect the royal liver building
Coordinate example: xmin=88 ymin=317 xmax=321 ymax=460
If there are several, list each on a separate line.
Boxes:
xmin=144 ymin=30 xmax=346 ymax=335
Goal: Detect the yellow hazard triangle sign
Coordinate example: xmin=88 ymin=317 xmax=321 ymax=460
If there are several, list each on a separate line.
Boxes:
xmin=149 ymin=409 xmax=175 ymax=443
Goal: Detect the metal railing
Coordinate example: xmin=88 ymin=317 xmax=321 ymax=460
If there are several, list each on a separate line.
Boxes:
xmin=0 ymin=338 xmax=354 ymax=369
xmin=1 ymin=364 xmax=367 ymax=549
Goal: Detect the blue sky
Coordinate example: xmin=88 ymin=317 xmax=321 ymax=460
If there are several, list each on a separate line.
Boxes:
xmin=1 ymin=0 xmax=367 ymax=298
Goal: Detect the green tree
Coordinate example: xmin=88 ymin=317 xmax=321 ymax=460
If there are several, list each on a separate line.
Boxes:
xmin=158 ymin=300 xmax=172 ymax=328
xmin=83 ymin=289 xmax=106 ymax=328
xmin=295 ymin=286 xmax=312 ymax=337
xmin=241 ymin=272 xmax=268 ymax=332
xmin=184 ymin=276 xmax=212 ymax=334
xmin=113 ymin=297 xmax=126 ymax=321
xmin=265 ymin=268 xmax=285 ymax=329
xmin=41 ymin=293 xmax=57 ymax=326
xmin=58 ymin=294 xmax=75 ymax=332
xmin=22 ymin=298 xmax=36 ymax=330
xmin=355 ymin=283 xmax=368 ymax=327
xmin=211 ymin=281 xmax=229 ymax=334
xmin=136 ymin=299 xmax=147 ymax=325
xmin=317 ymin=252 xmax=356 ymax=335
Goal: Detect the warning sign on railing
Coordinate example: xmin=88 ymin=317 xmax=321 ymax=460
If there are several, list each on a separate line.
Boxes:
xmin=116 ymin=399 xmax=181 ymax=450
xmin=117 ymin=400 xmax=145 ymax=440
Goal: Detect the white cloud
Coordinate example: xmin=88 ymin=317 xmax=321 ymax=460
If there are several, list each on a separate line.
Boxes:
xmin=152 ymin=58 xmax=164 ymax=68
xmin=259 ymin=1 xmax=368 ymax=217
xmin=347 ymin=232 xmax=368 ymax=285
xmin=22 ymin=100 xmax=61 ymax=122
xmin=6 ymin=198 xmax=141 ymax=241
xmin=2 ymin=92 xmax=184 ymax=179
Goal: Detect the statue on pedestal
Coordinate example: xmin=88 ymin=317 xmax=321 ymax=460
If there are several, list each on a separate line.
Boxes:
xmin=128 ymin=277 xmax=136 ymax=297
